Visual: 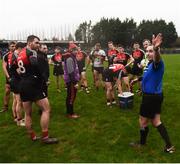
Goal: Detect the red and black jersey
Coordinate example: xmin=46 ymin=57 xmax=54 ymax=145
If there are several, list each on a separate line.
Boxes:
xmin=3 ymin=51 xmax=13 ymax=74
xmin=76 ymin=50 xmax=87 ymax=61
xmin=108 ymin=49 xmax=118 ymax=57
xmin=9 ymin=52 xmax=20 ymax=79
xmin=110 ymin=64 xmax=126 ymax=73
xmin=116 ymin=52 xmax=130 ymax=66
xmin=76 ymin=50 xmax=87 ymax=69
xmin=37 ymin=51 xmax=49 ymax=82
xmin=51 ymin=53 xmax=63 ymax=65
xmin=76 ymin=50 xmax=87 ymax=65
xmin=132 ymin=49 xmax=145 ymax=64
xmin=17 ymin=48 xmax=39 ymax=78
xmin=107 ymin=49 xmax=118 ymax=65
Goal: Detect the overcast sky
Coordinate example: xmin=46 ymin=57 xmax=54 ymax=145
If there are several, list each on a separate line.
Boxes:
xmin=0 ymin=0 xmax=179 ymax=39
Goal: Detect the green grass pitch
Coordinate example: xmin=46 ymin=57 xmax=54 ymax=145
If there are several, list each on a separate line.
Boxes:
xmin=0 ymin=54 xmax=180 ymax=162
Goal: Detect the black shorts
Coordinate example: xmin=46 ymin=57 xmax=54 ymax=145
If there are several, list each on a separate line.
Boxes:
xmin=113 ymin=70 xmax=127 ymax=79
xmin=53 ymin=65 xmax=64 ymax=76
xmin=125 ymin=66 xmax=131 ymax=74
xmin=10 ymin=78 xmax=21 ymax=94
xmin=94 ymin=67 xmax=104 ymax=74
xmin=140 ymin=93 xmax=163 ymax=119
xmin=131 ymin=65 xmax=143 ymax=76
xmin=102 ymin=68 xmax=113 ymax=82
xmin=77 ymin=62 xmax=86 ymax=74
xmin=42 ymin=82 xmax=48 ymax=97
xmin=19 ymin=78 xmax=46 ymax=102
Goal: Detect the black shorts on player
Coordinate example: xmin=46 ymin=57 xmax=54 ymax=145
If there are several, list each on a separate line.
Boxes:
xmin=42 ymin=81 xmax=48 ymax=97
xmin=113 ymin=70 xmax=127 ymax=79
xmin=19 ymin=77 xmax=46 ymax=102
xmin=53 ymin=65 xmax=64 ymax=76
xmin=77 ymin=61 xmax=86 ymax=74
xmin=102 ymin=68 xmax=113 ymax=82
xmin=140 ymin=93 xmax=163 ymax=119
xmin=94 ymin=67 xmax=104 ymax=74
xmin=131 ymin=65 xmax=143 ymax=76
xmin=10 ymin=77 xmax=21 ymax=94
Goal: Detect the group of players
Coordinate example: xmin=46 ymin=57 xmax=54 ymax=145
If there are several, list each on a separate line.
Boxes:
xmin=50 ymin=44 xmax=90 ymax=94
xmin=0 ymin=38 xmax=148 ymax=128
xmin=1 ymin=36 xmax=58 ymax=144
xmin=48 ymin=39 xmax=150 ymax=109
xmin=0 ymin=36 xmax=93 ymax=143
xmin=73 ymin=39 xmax=149 ymax=108
xmin=0 ymin=34 xmax=175 ymax=153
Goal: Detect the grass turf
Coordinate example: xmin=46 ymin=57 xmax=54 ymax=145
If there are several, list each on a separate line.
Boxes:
xmin=0 ymin=54 xmax=180 ymax=162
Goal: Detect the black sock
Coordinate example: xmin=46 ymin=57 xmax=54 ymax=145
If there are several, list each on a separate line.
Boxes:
xmin=107 ymin=99 xmax=110 ymax=103
xmin=112 ymin=98 xmax=115 ymax=102
xmin=156 ymin=123 xmax=172 ymax=148
xmin=69 ymin=104 xmax=74 ymax=115
xmin=67 ymin=104 xmax=73 ymax=115
xmin=140 ymin=126 xmax=149 ymax=145
xmin=17 ymin=118 xmax=22 ymax=121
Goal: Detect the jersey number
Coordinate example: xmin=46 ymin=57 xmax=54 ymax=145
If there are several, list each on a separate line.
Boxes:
xmin=18 ymin=60 xmax=26 ymax=73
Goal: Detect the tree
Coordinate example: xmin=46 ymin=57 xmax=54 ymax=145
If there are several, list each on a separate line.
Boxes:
xmin=75 ymin=21 xmax=92 ymax=44
xmin=136 ymin=19 xmax=178 ymax=47
xmin=91 ymin=18 xmax=136 ymax=47
xmin=136 ymin=20 xmax=154 ymax=44
xmin=163 ymin=22 xmax=178 ymax=47
xmin=171 ymin=37 xmax=180 ymax=47
xmin=120 ymin=18 xmax=137 ymax=46
xmin=52 ymin=36 xmax=59 ymax=41
xmin=43 ymin=38 xmax=48 ymax=41
xmin=91 ymin=17 xmax=108 ymax=46
xmin=76 ymin=18 xmax=178 ymax=48
xmin=67 ymin=33 xmax=74 ymax=41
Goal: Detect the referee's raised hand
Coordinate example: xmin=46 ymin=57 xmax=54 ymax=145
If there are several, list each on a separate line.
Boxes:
xmin=152 ymin=33 xmax=163 ymax=48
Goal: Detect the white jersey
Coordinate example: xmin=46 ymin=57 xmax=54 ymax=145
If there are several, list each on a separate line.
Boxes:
xmin=92 ymin=49 xmax=106 ymax=67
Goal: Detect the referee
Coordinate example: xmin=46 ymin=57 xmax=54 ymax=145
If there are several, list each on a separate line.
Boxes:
xmin=130 ymin=33 xmax=175 ymax=153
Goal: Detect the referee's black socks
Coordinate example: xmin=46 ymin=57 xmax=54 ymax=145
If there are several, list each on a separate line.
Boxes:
xmin=156 ymin=123 xmax=172 ymax=148
xmin=140 ymin=126 xmax=149 ymax=145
